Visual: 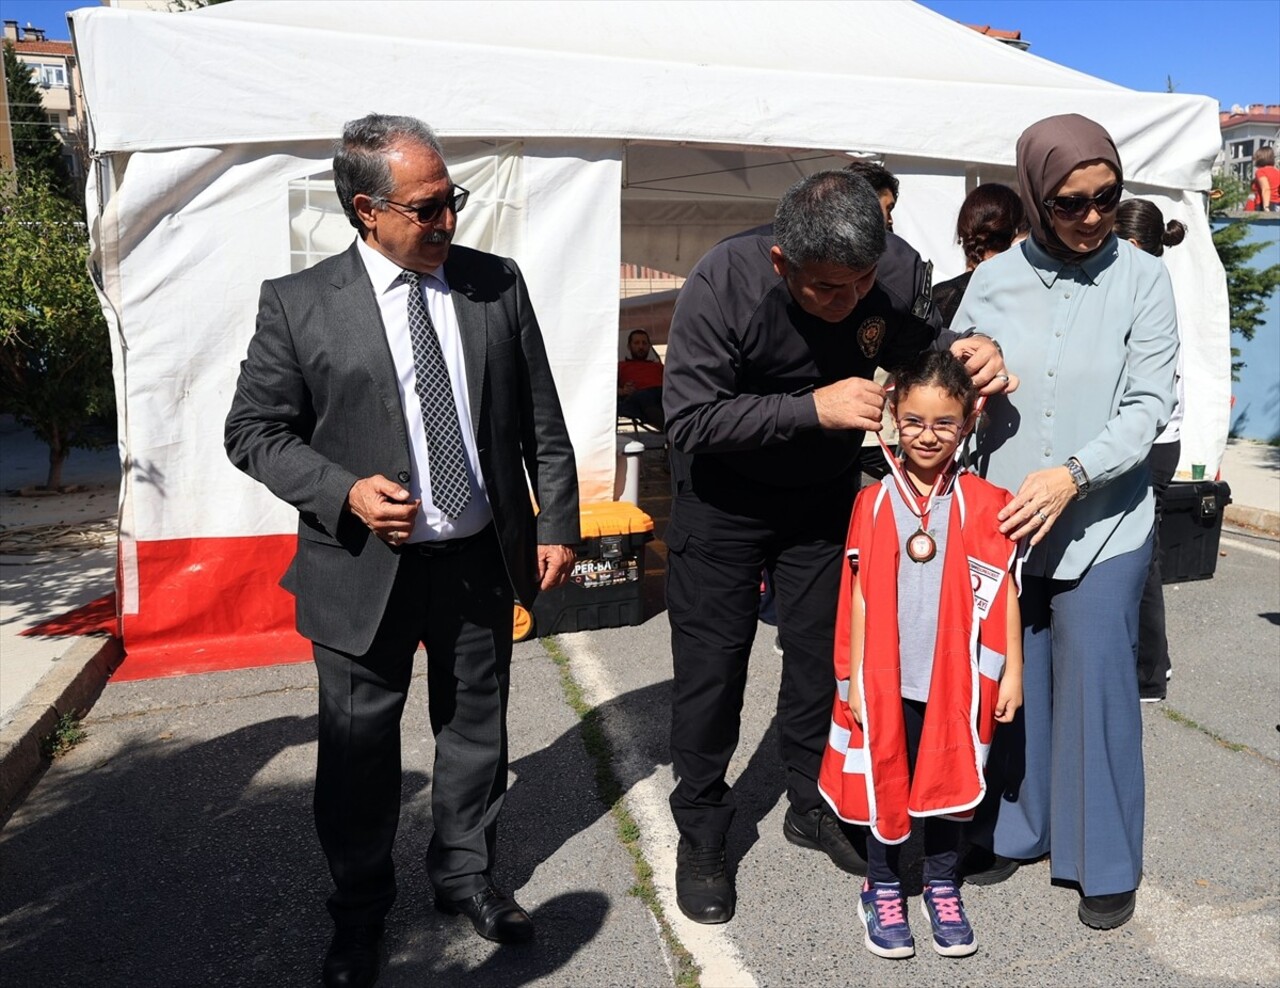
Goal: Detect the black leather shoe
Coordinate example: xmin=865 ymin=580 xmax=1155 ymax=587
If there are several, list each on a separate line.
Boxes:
xmin=436 ymin=884 xmax=534 ymax=944
xmin=676 ymin=837 xmax=734 ymax=924
xmin=1079 ymin=889 xmax=1136 ymax=929
xmin=960 ymin=845 xmax=1020 ymax=885
xmin=782 ymin=806 xmax=867 ymax=875
xmin=322 ymin=924 xmax=383 ymax=988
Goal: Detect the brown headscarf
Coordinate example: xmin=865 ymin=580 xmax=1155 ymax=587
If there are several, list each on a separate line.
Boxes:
xmin=1016 ymin=113 xmax=1123 ymax=264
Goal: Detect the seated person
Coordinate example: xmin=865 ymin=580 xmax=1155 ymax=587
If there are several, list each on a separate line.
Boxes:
xmin=618 ymin=329 xmax=665 ymax=429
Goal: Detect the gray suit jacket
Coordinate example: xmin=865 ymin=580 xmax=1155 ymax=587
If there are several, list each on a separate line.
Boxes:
xmin=225 ymin=241 xmax=579 ymax=655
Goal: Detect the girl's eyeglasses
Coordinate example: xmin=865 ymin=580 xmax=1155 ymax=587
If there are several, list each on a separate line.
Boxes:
xmin=897 ymin=417 xmax=963 ymax=441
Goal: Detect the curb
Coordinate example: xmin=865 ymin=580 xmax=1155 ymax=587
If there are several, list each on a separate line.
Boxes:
xmin=0 ymin=634 xmax=123 ymax=815
xmin=1225 ymin=504 xmax=1280 ymax=537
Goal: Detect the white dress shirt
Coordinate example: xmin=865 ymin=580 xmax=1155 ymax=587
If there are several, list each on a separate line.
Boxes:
xmin=356 ymin=237 xmax=493 ymax=543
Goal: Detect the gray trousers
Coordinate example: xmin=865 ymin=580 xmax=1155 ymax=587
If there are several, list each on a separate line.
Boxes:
xmin=312 ymin=528 xmax=513 ymax=927
xmin=976 ymin=533 xmax=1151 ymax=897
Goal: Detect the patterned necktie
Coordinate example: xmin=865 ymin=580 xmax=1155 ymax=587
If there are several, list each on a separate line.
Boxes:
xmin=399 ymin=270 xmax=471 ymax=519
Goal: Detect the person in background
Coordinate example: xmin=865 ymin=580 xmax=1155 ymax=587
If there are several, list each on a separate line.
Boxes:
xmin=617 ymin=328 xmax=665 ymax=429
xmin=1113 ymin=198 xmax=1187 ymax=701
xmin=1251 ymin=145 xmax=1280 ymax=212
xmin=932 ymin=183 xmax=1028 ymax=329
xmin=843 ymin=160 xmax=939 ymax=326
xmin=953 ymin=114 xmax=1178 ymax=931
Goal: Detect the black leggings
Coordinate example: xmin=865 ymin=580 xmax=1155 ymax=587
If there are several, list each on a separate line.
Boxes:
xmin=865 ymin=698 xmax=962 ymax=885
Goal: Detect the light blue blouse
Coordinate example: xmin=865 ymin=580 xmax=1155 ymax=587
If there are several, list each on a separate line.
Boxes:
xmin=953 ymin=235 xmax=1179 ymax=580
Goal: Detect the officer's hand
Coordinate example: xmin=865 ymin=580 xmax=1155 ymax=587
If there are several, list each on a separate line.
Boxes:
xmin=950 ymin=336 xmax=1019 ymax=396
xmin=538 ymin=544 xmax=576 ymax=590
xmin=347 ymin=475 xmax=421 ymax=545
xmin=813 ymin=377 xmax=886 ymax=432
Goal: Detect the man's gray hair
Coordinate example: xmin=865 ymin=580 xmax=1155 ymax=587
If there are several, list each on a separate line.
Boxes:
xmin=334 ymin=113 xmax=445 ymax=232
xmin=773 ymin=171 xmax=887 ymax=270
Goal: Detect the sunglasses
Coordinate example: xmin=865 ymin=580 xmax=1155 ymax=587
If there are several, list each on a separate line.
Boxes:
xmin=378 ymin=185 xmax=470 ymax=224
xmin=1042 ymin=182 xmax=1122 ymax=221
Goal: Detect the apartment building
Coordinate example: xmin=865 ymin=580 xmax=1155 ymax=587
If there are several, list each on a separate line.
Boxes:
xmin=3 ymin=19 xmax=83 ymax=181
xmin=1218 ymin=104 xmax=1280 ymax=184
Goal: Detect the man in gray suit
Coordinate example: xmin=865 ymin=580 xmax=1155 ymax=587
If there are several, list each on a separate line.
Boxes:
xmin=226 ymin=114 xmax=579 ymax=988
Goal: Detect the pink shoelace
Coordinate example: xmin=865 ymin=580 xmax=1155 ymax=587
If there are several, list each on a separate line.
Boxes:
xmin=873 ymin=891 xmax=907 ymax=925
xmin=928 ymin=887 xmax=963 ymax=923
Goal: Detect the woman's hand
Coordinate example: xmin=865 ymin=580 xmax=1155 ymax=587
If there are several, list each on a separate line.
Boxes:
xmin=998 ymin=466 xmax=1078 ymax=544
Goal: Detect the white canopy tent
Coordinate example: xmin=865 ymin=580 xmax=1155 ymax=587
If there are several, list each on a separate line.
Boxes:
xmin=68 ymin=0 xmax=1229 ymax=670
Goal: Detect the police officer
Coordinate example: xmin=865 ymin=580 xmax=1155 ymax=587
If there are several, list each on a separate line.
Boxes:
xmin=662 ymin=170 xmax=1013 ymax=924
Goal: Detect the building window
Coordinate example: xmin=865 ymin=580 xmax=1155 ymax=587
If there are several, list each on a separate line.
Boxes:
xmin=29 ymin=64 xmax=67 ymax=88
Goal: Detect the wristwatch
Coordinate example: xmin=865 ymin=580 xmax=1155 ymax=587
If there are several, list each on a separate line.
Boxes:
xmin=1065 ymin=457 xmax=1090 ymax=500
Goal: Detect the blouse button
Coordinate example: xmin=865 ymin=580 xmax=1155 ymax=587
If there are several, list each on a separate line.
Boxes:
xmin=1064 ymin=291 xmax=1072 ymax=298
xmin=1048 ymin=369 xmax=1055 ymax=377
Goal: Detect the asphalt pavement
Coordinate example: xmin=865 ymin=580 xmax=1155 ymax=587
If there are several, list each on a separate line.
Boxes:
xmin=1 ymin=435 xmax=1278 ymax=986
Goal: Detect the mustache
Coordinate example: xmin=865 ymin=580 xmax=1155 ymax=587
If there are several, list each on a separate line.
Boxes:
xmin=422 ymin=230 xmax=453 ymax=245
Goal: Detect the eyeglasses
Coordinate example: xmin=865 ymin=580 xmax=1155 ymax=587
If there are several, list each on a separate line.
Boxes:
xmin=1042 ymin=182 xmax=1123 ymax=221
xmin=897 ymin=417 xmax=963 ymax=441
xmin=378 ymin=185 xmax=469 ymax=225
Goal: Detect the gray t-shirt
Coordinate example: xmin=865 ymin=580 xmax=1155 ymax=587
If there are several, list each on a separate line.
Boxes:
xmin=887 ymin=482 xmax=952 ymax=703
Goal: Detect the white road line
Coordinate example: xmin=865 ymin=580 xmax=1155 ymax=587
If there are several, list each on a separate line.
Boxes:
xmin=1219 ymin=535 xmax=1280 ymax=561
xmin=559 ymin=631 xmax=759 ymax=988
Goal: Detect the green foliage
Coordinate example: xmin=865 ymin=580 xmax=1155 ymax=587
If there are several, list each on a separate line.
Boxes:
xmin=1209 ymin=173 xmax=1280 ymax=380
xmin=40 ymin=711 xmax=87 ymax=759
xmin=2 ymin=42 xmax=72 ymax=198
xmin=0 ymin=172 xmax=115 ymax=489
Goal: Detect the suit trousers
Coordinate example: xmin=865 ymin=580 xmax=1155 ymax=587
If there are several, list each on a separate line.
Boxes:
xmin=973 ymin=533 xmax=1150 ymax=897
xmin=666 ymin=467 xmax=855 ymax=843
xmin=1138 ymin=441 xmax=1179 ymax=697
xmin=311 ymin=527 xmax=514 ymax=928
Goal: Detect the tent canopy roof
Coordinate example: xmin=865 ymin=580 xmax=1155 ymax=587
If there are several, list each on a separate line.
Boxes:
xmin=71 ymin=0 xmax=1221 ymax=191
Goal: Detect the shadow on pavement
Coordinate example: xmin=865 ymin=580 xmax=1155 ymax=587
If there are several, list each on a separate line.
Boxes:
xmin=0 ymin=673 xmax=722 ymax=985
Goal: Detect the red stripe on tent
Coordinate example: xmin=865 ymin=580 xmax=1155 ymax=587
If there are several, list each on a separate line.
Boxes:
xmin=116 ymin=535 xmax=311 ymax=681
xmin=22 ymin=593 xmax=119 ymax=638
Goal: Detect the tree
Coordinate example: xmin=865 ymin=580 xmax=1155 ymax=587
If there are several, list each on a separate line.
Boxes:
xmin=0 ymin=172 xmax=115 ymax=489
xmin=1210 ymin=173 xmax=1280 ymax=380
xmin=2 ymin=42 xmax=72 ymax=197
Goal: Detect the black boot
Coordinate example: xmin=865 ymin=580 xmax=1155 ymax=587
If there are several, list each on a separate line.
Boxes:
xmin=675 ymin=837 xmax=735 ymax=924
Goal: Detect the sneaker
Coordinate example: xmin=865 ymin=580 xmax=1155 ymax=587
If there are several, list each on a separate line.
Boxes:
xmin=858 ymin=881 xmax=915 ymax=959
xmin=920 ymin=881 xmax=978 ymax=956
xmin=675 ymin=837 xmax=735 ymax=924
xmin=772 ymin=634 xmax=784 ymax=656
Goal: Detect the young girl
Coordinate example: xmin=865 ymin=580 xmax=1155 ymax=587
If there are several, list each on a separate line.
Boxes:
xmin=817 ymin=350 xmax=1023 ymax=959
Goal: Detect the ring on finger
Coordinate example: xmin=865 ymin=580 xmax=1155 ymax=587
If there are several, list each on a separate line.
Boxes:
xmin=996 ymin=373 xmax=1010 ymax=382
xmin=1036 ymin=511 xmax=1049 ymax=522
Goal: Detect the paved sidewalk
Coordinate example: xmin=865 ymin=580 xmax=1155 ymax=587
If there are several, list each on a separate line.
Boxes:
xmin=1 ymin=421 xmax=1277 ymax=985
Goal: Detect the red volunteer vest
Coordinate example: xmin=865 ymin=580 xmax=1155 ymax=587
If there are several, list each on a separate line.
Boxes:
xmin=817 ymin=471 xmax=1017 ymax=845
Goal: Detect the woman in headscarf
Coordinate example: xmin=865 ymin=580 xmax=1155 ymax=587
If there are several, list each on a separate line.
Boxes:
xmin=951 ymin=114 xmax=1179 ymax=930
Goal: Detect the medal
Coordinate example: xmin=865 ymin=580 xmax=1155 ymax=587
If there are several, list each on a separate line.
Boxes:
xmin=906 ymin=528 xmax=937 ymax=563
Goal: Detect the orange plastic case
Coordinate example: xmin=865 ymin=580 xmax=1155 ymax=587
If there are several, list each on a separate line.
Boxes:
xmin=528 ymin=501 xmax=655 ymax=637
